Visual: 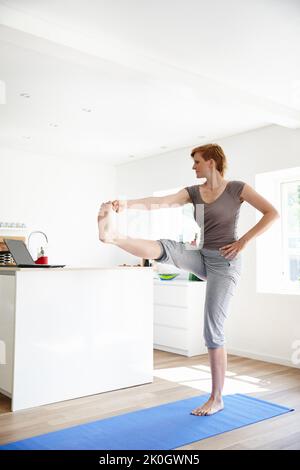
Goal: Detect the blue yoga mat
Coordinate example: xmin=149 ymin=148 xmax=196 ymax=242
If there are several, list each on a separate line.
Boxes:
xmin=0 ymin=394 xmax=293 ymax=450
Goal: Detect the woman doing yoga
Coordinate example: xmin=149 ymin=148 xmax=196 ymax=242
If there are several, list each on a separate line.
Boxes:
xmin=98 ymin=143 xmax=279 ymax=416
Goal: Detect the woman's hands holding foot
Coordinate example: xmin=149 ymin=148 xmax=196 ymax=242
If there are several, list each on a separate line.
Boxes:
xmin=98 ymin=201 xmax=118 ymax=243
xmin=111 ymin=200 xmax=127 ymax=213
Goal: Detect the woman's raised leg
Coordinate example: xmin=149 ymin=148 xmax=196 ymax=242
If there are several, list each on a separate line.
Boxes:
xmin=115 ymin=237 xmax=163 ymax=259
xmin=98 ymin=202 xmax=163 ymax=259
xmin=98 ymin=202 xmax=207 ymax=277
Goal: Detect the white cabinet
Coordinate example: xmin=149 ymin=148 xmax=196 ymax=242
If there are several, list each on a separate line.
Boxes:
xmin=0 ymin=266 xmax=153 ymax=411
xmin=153 ymin=279 xmax=207 ymax=357
xmin=0 ymin=273 xmax=15 ymax=396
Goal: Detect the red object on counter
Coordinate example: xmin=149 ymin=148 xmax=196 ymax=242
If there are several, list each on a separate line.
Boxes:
xmin=35 ymin=256 xmax=48 ymax=264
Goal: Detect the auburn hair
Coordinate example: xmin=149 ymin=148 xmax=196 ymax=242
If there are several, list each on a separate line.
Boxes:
xmin=190 ymin=144 xmax=228 ymax=177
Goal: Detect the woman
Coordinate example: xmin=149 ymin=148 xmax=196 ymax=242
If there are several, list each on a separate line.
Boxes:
xmin=98 ymin=143 xmax=279 ymax=416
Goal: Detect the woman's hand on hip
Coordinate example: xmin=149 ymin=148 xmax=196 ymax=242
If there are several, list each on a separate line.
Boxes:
xmin=219 ymin=238 xmax=248 ymax=259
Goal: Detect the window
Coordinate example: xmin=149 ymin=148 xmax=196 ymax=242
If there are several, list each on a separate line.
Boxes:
xmin=281 ymin=180 xmax=300 ymax=285
xmin=256 ymin=167 xmax=300 ymax=295
xmin=151 ymin=186 xmax=200 ymax=243
xmin=115 ymin=186 xmax=200 ymax=242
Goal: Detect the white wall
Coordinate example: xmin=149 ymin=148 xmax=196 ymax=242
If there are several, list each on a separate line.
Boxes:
xmin=116 ymin=125 xmax=300 ymax=367
xmin=0 ymin=147 xmax=120 ymax=267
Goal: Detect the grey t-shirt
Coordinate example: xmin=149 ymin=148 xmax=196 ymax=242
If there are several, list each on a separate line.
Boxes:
xmin=185 ymin=181 xmax=246 ymax=249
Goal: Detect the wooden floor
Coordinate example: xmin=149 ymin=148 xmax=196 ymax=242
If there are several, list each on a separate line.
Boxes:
xmin=0 ymin=350 xmax=299 ymax=450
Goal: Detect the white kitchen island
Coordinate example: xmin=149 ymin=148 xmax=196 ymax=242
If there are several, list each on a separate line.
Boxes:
xmin=0 ymin=266 xmax=153 ymax=411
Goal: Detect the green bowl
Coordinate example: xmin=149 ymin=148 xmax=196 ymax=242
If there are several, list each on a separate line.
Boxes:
xmin=158 ymin=273 xmax=180 ymax=281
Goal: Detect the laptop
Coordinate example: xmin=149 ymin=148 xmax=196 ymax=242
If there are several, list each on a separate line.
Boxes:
xmin=3 ymin=239 xmax=65 ymax=268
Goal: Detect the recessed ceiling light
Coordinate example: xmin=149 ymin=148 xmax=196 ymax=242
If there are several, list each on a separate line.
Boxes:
xmin=82 ymin=108 xmax=92 ymax=112
xmin=20 ymin=93 xmax=30 ymax=98
xmin=49 ymin=123 xmax=59 ymax=127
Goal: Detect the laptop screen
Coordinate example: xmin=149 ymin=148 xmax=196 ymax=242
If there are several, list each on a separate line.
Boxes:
xmin=4 ymin=239 xmax=35 ymax=265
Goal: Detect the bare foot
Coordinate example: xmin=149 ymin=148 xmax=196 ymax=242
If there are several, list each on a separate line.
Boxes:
xmin=98 ymin=201 xmax=119 ymax=243
xmin=190 ymin=396 xmax=224 ymax=416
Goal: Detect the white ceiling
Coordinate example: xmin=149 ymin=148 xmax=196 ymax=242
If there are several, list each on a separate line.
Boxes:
xmin=0 ymin=0 xmax=300 ymax=165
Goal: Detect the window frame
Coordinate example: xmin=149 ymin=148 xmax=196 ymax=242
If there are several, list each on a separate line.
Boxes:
xmin=280 ymin=178 xmax=300 ymax=288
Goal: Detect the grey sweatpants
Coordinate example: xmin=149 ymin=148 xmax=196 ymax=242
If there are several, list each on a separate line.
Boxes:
xmin=156 ymin=239 xmax=242 ymax=349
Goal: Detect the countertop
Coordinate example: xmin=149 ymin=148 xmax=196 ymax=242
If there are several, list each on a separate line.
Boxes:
xmin=0 ymin=266 xmax=153 ymax=272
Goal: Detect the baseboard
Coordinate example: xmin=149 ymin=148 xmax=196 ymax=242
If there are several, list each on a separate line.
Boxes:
xmin=154 ymin=344 xmax=206 ymax=357
xmin=0 ymin=387 xmax=11 ymax=398
xmin=154 ymin=344 xmax=300 ymax=369
xmin=227 ymin=347 xmax=300 ymax=369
